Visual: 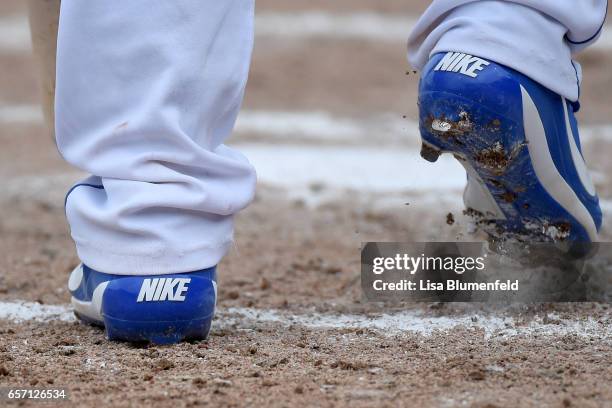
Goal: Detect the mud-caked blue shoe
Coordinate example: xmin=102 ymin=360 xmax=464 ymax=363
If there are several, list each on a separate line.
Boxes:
xmin=68 ymin=264 xmax=217 ymax=344
xmin=418 ymin=52 xmax=602 ymax=247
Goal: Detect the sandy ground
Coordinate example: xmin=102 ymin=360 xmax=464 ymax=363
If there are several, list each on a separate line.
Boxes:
xmin=1 ymin=0 xmax=612 ymax=407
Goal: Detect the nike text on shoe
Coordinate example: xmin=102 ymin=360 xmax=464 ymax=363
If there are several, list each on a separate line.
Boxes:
xmin=68 ymin=264 xmax=217 ymax=344
xmin=418 ymin=52 xmax=602 ymax=250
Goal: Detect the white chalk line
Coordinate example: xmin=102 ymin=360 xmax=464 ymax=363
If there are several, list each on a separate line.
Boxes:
xmin=0 ymin=301 xmax=74 ymax=323
xmin=235 ymin=110 xmax=411 ymax=144
xmin=0 ymin=149 xmax=464 ymax=197
xmin=1 ymin=300 xmax=609 ymax=340
xmin=0 ymin=14 xmax=31 ymax=53
xmin=224 ymin=307 xmax=612 ymax=341
xmin=0 ymin=104 xmax=43 ymax=124
xmin=2 ymin=12 xmax=611 ymax=51
xmin=242 ymin=144 xmax=465 ymax=192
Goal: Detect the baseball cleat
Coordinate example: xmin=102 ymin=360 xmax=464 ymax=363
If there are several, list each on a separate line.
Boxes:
xmin=68 ymin=264 xmax=217 ymax=344
xmin=418 ymin=52 xmax=602 ymax=248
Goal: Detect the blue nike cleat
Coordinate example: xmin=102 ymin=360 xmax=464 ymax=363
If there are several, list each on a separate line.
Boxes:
xmin=418 ymin=52 xmax=602 ymax=248
xmin=68 ymin=264 xmax=217 ymax=344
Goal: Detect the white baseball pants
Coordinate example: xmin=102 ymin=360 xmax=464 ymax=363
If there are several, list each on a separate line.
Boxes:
xmin=408 ymin=0 xmax=608 ymax=101
xmin=56 ymin=1 xmax=256 ymax=275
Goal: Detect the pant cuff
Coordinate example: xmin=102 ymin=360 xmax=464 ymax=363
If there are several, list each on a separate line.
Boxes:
xmin=74 ymin=241 xmax=232 ymax=275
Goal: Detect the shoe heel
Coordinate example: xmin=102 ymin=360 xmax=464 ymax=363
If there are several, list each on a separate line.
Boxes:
xmin=419 ymin=91 xmax=525 ymax=171
xmin=101 ymin=273 xmax=217 ymax=344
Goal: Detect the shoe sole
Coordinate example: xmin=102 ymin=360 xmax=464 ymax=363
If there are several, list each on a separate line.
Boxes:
xmin=419 ymin=87 xmax=597 ymax=245
xmin=72 ymin=295 xmax=213 ymax=344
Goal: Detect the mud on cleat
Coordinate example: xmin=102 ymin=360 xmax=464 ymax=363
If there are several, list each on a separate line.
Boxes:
xmin=417 ymin=52 xmax=602 ymax=249
xmin=420 ymin=142 xmax=442 ymax=163
xmin=68 ymin=264 xmax=217 ymax=344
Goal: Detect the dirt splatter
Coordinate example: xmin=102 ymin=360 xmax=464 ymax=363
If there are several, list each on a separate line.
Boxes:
xmin=475 ymin=142 xmax=528 ymax=175
xmin=463 ymin=207 xmax=485 ymax=219
xmin=446 ymin=212 xmax=455 ymax=225
xmin=488 ymin=118 xmax=502 ymax=131
xmin=500 ymin=191 xmax=518 ymax=203
xmin=543 ymin=222 xmax=572 ymax=241
xmin=475 ymin=142 xmax=509 ymax=174
xmin=428 ymin=111 xmax=473 ymax=138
